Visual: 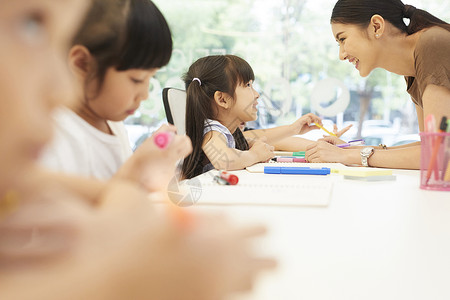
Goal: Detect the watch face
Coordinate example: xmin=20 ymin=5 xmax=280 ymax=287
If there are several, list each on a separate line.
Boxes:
xmin=362 ymin=147 xmax=374 ymax=156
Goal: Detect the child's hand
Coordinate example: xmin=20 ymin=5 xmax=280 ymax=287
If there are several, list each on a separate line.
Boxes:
xmin=291 ymin=113 xmax=323 ymax=135
xmin=249 ymin=138 xmax=274 ymax=163
xmin=331 ymin=123 xmax=353 ymax=138
xmin=116 ymin=124 xmax=192 ymax=193
xmin=88 ymin=184 xmax=276 ymax=300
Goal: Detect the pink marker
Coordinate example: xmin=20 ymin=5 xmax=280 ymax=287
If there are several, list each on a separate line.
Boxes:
xmin=272 ymin=157 xmax=307 ymax=163
xmin=154 ymin=132 xmax=174 ymax=149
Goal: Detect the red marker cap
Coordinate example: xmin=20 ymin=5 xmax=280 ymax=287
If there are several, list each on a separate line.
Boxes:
xmin=219 ymin=171 xmax=239 ymax=185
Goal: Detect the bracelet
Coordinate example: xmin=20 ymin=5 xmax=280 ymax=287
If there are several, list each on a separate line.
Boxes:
xmin=379 ymin=143 xmax=387 ymax=150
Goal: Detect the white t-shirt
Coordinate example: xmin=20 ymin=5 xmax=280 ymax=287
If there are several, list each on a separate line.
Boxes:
xmin=40 ymin=108 xmax=133 ymax=180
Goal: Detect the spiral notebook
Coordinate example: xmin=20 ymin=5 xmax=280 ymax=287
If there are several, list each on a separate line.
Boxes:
xmin=183 ymin=169 xmax=335 ymax=207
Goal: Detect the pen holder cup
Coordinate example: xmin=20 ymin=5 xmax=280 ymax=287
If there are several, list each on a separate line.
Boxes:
xmin=419 ymin=132 xmax=450 ymax=191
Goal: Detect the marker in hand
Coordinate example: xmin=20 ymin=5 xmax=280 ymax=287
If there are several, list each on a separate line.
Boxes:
xmin=154 ymin=131 xmax=175 ymax=149
xmin=313 ymin=123 xmax=337 ymax=137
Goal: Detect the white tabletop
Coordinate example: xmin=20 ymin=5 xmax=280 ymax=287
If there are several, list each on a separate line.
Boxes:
xmin=182 ymin=167 xmax=450 ymax=300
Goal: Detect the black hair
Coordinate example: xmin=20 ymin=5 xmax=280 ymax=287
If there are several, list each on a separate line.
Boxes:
xmin=331 ymin=0 xmax=450 ymax=35
xmin=73 ymin=0 xmax=172 ymax=93
xmin=116 ymin=0 xmax=172 ymax=71
xmin=180 ymin=55 xmax=254 ymax=179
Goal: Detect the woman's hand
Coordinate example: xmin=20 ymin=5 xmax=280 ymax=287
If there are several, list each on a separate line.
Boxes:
xmin=318 ymin=135 xmax=346 ymax=146
xmin=305 ymin=140 xmax=347 ymax=163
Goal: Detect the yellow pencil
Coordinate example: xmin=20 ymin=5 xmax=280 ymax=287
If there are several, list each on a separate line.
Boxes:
xmin=444 ymin=161 xmax=450 ymax=182
xmin=314 ymin=123 xmax=337 ymax=137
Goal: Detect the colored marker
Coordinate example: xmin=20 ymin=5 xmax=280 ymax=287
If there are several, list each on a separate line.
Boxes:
xmin=213 ymin=175 xmax=230 ymax=185
xmin=219 ymin=171 xmax=239 ymax=185
xmin=264 ymin=166 xmax=331 ymax=175
xmin=444 ymin=161 xmax=450 ymax=182
xmin=442 ymin=119 xmax=450 ymax=181
xmin=425 ymin=116 xmax=447 ymax=184
xmin=337 ymin=143 xmax=351 ymax=148
xmin=154 ymin=131 xmax=174 ymax=149
xmin=271 ymin=157 xmax=306 ymax=163
xmin=293 ymin=151 xmax=305 ymax=157
xmin=314 ymin=123 xmax=337 ymax=137
xmin=348 ymin=139 xmax=365 ymax=145
xmin=273 ymin=151 xmax=305 ymax=157
xmin=337 ymin=139 xmax=365 ymax=148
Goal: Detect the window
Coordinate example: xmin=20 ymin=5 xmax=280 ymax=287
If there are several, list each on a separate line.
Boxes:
xmin=125 ymin=0 xmax=449 ymax=148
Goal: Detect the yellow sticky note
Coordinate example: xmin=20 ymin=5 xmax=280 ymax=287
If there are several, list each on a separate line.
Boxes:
xmin=338 ymin=169 xmax=393 ymax=177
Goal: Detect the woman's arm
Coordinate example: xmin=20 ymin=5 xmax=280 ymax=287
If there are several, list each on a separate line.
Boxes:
xmin=305 ymin=141 xmax=421 ymax=169
xmin=422 ymin=85 xmax=450 ymax=129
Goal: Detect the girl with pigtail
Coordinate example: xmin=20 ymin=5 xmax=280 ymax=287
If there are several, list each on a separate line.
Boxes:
xmin=181 ymin=55 xmax=323 ymax=179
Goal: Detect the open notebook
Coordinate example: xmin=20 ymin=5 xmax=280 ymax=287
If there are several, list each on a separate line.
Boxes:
xmin=179 ymin=167 xmax=336 ymax=207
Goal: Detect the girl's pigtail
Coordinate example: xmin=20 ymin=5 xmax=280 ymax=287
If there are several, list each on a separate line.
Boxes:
xmin=181 ymin=79 xmax=209 ymax=179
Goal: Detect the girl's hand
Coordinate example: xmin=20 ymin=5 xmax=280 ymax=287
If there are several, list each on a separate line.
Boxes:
xmin=291 ymin=113 xmax=323 ymax=135
xmin=305 ymin=140 xmax=346 ymax=163
xmin=331 ymin=123 xmax=353 ymax=138
xmin=116 ymin=124 xmax=192 ymax=193
xmin=249 ymin=138 xmax=274 ymax=163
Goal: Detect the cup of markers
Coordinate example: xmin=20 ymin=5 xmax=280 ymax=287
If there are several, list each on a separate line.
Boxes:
xmin=419 ymin=117 xmax=450 ymax=191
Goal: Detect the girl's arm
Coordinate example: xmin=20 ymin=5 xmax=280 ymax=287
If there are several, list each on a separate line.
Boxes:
xmin=203 ymin=131 xmax=273 ymax=170
xmin=34 ymin=167 xmax=106 ymax=205
xmin=271 ymin=136 xmax=316 ymax=152
xmin=243 ymin=113 xmax=322 ymax=144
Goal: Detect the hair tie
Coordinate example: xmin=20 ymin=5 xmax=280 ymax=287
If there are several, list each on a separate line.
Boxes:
xmin=192 ymin=78 xmax=202 ymax=86
xmin=404 ymin=5 xmax=416 ymax=19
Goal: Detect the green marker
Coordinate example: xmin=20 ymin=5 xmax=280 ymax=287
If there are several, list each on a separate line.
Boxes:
xmin=293 ymin=151 xmax=305 ymax=157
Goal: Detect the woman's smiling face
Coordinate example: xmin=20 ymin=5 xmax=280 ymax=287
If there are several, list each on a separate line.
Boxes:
xmin=332 ymin=22 xmax=379 ymax=77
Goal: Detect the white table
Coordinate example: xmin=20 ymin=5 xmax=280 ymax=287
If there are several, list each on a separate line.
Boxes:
xmin=183 ymin=167 xmax=450 ymax=300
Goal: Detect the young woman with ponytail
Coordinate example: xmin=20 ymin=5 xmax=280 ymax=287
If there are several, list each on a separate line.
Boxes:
xmin=306 ymin=0 xmax=450 ymax=169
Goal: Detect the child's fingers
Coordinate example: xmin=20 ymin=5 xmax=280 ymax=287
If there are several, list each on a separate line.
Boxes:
xmin=336 ymin=124 xmax=353 ymax=137
xmin=235 ymin=225 xmax=268 ymax=239
xmin=333 ymin=124 xmax=338 ymax=134
xmin=153 ymin=124 xmax=178 ymax=135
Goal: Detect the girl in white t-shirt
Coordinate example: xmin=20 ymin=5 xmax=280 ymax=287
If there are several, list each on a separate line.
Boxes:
xmin=1 ymin=1 xmax=275 ymax=299
xmin=41 ymin=0 xmax=191 ymax=192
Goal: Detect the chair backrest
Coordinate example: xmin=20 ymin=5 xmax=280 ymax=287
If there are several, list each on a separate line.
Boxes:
xmin=162 ymin=87 xmax=187 ymax=135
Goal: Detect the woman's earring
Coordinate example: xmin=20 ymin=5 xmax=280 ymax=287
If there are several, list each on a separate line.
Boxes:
xmin=375 ymin=34 xmax=379 ymax=38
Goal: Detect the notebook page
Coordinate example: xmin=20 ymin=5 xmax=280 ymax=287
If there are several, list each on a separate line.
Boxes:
xmin=184 ymin=170 xmax=334 ymax=207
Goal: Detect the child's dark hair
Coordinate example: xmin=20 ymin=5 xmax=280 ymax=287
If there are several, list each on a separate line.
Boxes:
xmin=331 ymin=0 xmax=450 ymax=35
xmin=181 ymin=55 xmax=254 ymax=179
xmin=73 ymin=0 xmax=173 ymax=94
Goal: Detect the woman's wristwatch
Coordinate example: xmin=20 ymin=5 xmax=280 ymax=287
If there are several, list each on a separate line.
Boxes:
xmin=360 ymin=147 xmax=374 ymax=167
